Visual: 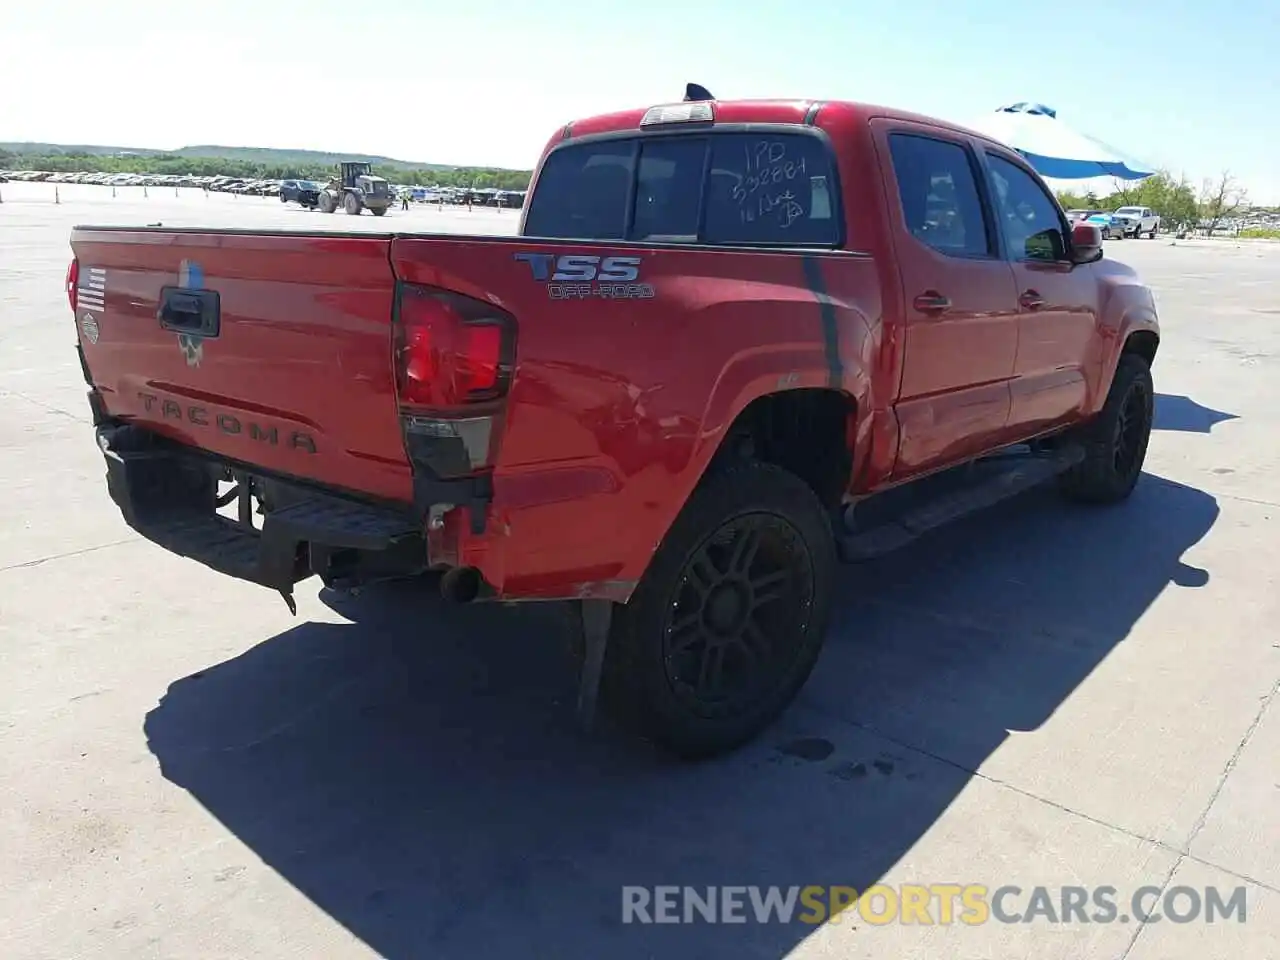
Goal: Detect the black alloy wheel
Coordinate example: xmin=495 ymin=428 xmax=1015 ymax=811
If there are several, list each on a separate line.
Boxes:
xmin=1112 ymin=371 xmax=1151 ymax=484
xmin=662 ymin=514 xmax=815 ymax=719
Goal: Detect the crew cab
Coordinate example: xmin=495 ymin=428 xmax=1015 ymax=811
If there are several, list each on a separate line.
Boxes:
xmin=1114 ymin=205 xmax=1160 ymax=238
xmin=66 ymin=91 xmax=1160 ymax=757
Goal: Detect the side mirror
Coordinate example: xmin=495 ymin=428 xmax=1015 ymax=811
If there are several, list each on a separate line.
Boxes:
xmin=1070 ymin=222 xmax=1104 ymax=264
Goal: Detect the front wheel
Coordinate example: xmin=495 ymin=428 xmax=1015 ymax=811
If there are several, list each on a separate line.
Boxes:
xmin=344 ymin=192 xmax=361 ymax=215
xmin=370 ymin=206 xmax=387 ymax=216
xmin=599 ymin=462 xmax=836 ymax=758
xmin=1059 ymin=353 xmax=1154 ymax=503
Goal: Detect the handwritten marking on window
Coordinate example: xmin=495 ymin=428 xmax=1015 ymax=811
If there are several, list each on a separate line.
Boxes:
xmin=728 ymin=141 xmax=811 ymax=228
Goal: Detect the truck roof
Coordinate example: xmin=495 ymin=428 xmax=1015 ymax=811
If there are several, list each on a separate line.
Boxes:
xmin=560 ymin=98 xmax=999 ymax=146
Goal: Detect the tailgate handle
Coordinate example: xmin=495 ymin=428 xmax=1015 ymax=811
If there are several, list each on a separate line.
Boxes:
xmin=158 ymin=286 xmax=220 ymax=337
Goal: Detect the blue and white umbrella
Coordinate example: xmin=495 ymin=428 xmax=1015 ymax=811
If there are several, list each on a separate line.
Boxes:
xmin=967 ymin=103 xmax=1156 ymax=181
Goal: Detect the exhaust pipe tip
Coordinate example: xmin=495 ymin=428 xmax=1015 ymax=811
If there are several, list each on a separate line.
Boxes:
xmin=440 ymin=566 xmax=483 ymax=604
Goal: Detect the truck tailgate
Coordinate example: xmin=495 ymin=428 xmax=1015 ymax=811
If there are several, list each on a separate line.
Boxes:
xmin=70 ymin=229 xmax=412 ymax=502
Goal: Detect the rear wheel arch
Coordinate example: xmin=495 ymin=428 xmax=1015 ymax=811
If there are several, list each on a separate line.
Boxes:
xmin=612 ymin=371 xmax=866 ymax=591
xmin=703 ymin=388 xmax=858 ymax=512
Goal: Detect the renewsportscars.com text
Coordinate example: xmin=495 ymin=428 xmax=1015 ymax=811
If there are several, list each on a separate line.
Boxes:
xmin=621 ymin=884 xmax=1248 ymax=926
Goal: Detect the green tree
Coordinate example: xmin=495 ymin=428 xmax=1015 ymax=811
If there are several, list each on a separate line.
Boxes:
xmin=1056 ymin=170 xmax=1197 ymax=230
xmin=1198 ymin=171 xmax=1249 ymax=236
xmin=1 ymin=151 xmax=533 ymax=190
xmin=1055 ymin=189 xmax=1092 ymax=210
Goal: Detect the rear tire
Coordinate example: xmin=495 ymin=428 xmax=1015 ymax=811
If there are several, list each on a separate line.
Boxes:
xmin=599 ymin=462 xmax=836 ymax=759
xmin=1058 ymin=353 xmax=1153 ymax=504
xmin=371 ymin=206 xmax=387 ymax=216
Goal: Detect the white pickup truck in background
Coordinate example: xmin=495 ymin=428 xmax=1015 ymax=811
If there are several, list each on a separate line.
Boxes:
xmin=1114 ymin=206 xmax=1160 ymax=238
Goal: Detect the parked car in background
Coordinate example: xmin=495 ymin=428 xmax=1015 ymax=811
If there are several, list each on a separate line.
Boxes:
xmin=1086 ymin=212 xmax=1125 ymax=240
xmin=280 ymin=180 xmax=321 ymax=207
xmin=1114 ymin=206 xmax=1160 ymax=238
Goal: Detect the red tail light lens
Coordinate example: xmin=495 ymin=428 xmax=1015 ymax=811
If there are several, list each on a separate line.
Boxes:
xmin=461 ymin=324 xmax=503 ymax=396
xmin=394 ymin=283 xmax=515 ymax=408
xmin=66 ymin=258 xmax=79 ymax=313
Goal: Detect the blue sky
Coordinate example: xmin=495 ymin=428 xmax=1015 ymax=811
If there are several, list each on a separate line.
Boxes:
xmin=5 ymin=0 xmax=1277 ymax=201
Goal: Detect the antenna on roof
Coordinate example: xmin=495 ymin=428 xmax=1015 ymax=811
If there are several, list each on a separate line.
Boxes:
xmin=684 ymin=83 xmax=715 ymax=102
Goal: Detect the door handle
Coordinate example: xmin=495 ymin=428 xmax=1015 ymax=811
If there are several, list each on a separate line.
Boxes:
xmin=1019 ymin=290 xmax=1046 ymax=310
xmin=913 ymin=291 xmax=951 ymax=314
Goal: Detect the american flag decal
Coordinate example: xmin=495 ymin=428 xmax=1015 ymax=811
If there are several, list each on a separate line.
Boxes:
xmin=78 ymin=267 xmax=106 ymax=344
xmin=77 ymin=267 xmax=106 ymax=313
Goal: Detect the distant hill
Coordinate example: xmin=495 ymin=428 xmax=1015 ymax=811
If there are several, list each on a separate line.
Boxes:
xmin=1 ymin=142 xmax=153 ymax=157
xmin=0 ymin=142 xmax=519 ymax=172
xmin=171 ymin=146 xmax=457 ymax=171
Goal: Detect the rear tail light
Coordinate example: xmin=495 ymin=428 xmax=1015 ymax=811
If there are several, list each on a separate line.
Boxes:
xmin=393 ymin=283 xmax=517 ymax=478
xmin=66 ymin=258 xmax=79 ymax=313
xmin=394 ymin=283 xmax=515 ymax=407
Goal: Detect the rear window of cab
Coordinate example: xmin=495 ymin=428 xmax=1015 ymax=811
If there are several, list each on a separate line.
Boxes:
xmin=523 ymin=131 xmax=840 ymax=247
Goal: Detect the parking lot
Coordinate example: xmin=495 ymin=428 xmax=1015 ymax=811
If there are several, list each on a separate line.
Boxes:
xmin=2 ymin=185 xmax=1277 ymax=959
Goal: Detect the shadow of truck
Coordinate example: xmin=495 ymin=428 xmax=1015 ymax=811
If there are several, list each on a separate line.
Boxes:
xmin=144 ymin=469 xmax=1218 ymax=959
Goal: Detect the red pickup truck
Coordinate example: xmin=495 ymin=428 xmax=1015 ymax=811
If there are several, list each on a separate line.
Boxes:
xmin=67 ymin=92 xmax=1159 ymax=757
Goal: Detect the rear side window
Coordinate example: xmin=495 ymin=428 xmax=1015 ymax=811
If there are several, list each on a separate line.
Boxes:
xmin=523 ymin=132 xmax=839 ymax=247
xmin=523 ymin=141 xmax=634 ymax=240
xmin=887 ymin=133 xmax=992 ymax=257
xmin=633 ymin=138 xmax=707 ymax=240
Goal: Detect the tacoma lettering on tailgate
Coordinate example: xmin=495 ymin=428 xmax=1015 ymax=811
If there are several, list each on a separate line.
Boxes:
xmin=138 ymin=392 xmax=318 ymax=454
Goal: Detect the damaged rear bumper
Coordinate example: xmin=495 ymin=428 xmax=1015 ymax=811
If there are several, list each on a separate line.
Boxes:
xmin=96 ymin=422 xmax=427 ymax=605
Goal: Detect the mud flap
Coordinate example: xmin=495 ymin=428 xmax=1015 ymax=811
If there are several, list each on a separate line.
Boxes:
xmin=576 ymin=599 xmax=614 ymax=732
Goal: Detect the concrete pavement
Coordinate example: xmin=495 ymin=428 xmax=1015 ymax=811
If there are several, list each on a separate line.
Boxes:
xmin=1 ymin=186 xmax=1276 ymax=959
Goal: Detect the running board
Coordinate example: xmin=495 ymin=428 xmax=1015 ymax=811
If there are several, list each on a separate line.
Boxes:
xmin=838 ymin=445 xmax=1084 ymax=562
